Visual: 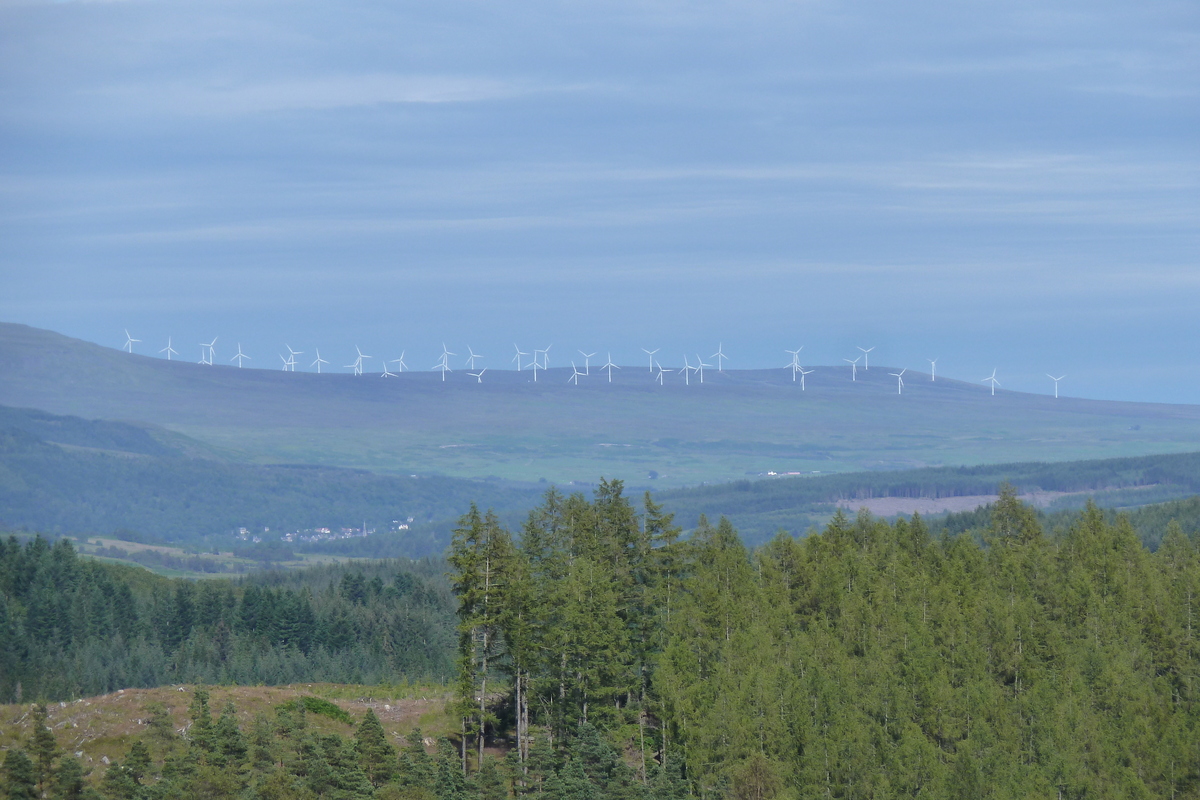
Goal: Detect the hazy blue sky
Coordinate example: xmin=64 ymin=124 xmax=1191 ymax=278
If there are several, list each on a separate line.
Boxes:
xmin=2 ymin=0 xmax=1197 ymax=401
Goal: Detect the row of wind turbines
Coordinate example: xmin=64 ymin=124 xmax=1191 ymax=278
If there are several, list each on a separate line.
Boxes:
xmin=122 ymin=331 xmax=1068 ymax=397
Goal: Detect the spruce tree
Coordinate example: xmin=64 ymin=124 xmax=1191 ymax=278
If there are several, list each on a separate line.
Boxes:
xmin=2 ymin=750 xmax=37 ymax=800
xmin=354 ymin=708 xmax=395 ymax=786
xmin=29 ymin=704 xmax=59 ymax=796
xmin=53 ymin=755 xmax=87 ymax=800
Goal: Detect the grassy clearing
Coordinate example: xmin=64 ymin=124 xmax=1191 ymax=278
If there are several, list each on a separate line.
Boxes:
xmin=0 ymin=683 xmax=455 ymax=774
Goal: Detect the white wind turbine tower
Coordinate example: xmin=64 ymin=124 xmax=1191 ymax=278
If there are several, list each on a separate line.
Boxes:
xmin=512 ymin=344 xmax=528 ymax=371
xmin=785 ymin=348 xmax=802 ymax=381
xmin=529 ymin=357 xmax=541 ymax=382
xmin=390 ymin=352 xmax=407 ymax=373
xmin=200 ymin=337 xmax=217 ymax=365
xmin=159 ymin=337 xmax=178 ymax=361
xmin=280 ymin=354 xmax=292 ymax=371
xmin=889 ymin=368 xmax=906 ymax=395
xmin=655 ymin=361 xmax=668 ymax=385
xmin=465 ymin=347 xmax=483 ymax=370
xmin=468 ymin=368 xmax=487 ymax=383
xmin=927 ymin=358 xmax=938 ymax=382
xmin=798 ymin=367 xmax=813 ymax=391
xmin=601 ymin=353 xmax=620 ymax=383
xmin=568 ymin=362 xmax=583 ymax=385
xmin=123 ymin=330 xmax=141 ymax=353
xmin=642 ymin=348 xmax=660 ymax=373
xmin=231 ymin=344 xmax=250 ymax=368
xmin=858 ymin=346 xmax=875 ymax=370
xmin=982 ymin=368 xmax=1000 ymax=396
xmin=540 ymin=344 xmax=553 ymax=369
xmin=578 ymin=351 xmax=595 ymax=375
xmin=680 ymin=355 xmax=693 ymax=386
xmin=844 ymin=356 xmax=860 ymax=381
xmin=1047 ymin=374 xmax=1065 ymax=399
xmin=285 ymin=345 xmax=303 ymax=371
xmin=433 ymin=352 xmax=452 ymax=381
xmin=310 ymin=349 xmax=329 ymax=373
xmin=712 ymin=343 xmax=728 ymax=372
xmin=694 ymin=355 xmax=712 ymax=383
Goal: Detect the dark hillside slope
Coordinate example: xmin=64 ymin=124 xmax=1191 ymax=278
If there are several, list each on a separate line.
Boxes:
xmin=0 ymin=405 xmax=542 ymax=552
xmin=4 ymin=323 xmax=1200 ymax=486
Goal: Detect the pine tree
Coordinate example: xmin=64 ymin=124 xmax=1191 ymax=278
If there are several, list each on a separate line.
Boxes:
xmin=2 ymin=749 xmax=37 ymax=800
xmin=354 ymin=708 xmax=395 ymax=786
xmin=124 ymin=741 xmax=151 ymax=786
xmin=448 ymin=505 xmax=514 ymax=771
xmin=29 ymin=703 xmax=60 ymax=796
xmin=188 ymin=688 xmax=215 ymax=752
xmin=52 ymin=755 xmax=87 ymax=800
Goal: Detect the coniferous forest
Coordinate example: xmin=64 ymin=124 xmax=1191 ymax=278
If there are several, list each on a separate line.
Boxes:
xmin=448 ymin=481 xmax=1200 ymax=799
xmin=5 ymin=481 xmax=1200 ymax=798
xmin=0 ymin=540 xmax=455 ymax=702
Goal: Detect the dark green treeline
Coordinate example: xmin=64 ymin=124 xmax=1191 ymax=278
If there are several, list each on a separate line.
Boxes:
xmin=451 ymin=481 xmax=1200 ymax=799
xmin=0 ymin=538 xmax=456 ymax=702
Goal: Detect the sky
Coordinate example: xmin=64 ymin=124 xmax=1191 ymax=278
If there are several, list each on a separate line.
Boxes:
xmin=1 ymin=0 xmax=1197 ymax=402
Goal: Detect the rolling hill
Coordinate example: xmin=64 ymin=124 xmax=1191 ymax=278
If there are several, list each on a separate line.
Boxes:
xmin=5 ymin=322 xmax=1200 ymax=488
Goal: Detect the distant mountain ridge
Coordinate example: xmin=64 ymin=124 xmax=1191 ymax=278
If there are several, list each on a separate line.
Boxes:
xmin=4 ymin=322 xmax=1200 ymax=487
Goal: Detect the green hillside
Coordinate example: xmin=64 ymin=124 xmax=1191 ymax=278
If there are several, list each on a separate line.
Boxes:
xmin=4 ymin=322 xmax=1200 ymax=488
xmin=656 ymin=450 xmax=1200 ymax=544
xmin=0 ymin=404 xmax=544 ymax=554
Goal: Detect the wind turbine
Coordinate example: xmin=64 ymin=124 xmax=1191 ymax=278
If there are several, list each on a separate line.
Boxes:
xmin=198 ymin=346 xmax=209 ymax=365
xmin=529 ymin=357 xmax=541 ymax=382
xmin=1047 ymin=374 xmax=1065 ymax=399
xmin=844 ymin=356 xmax=860 ymax=381
xmin=231 ymin=344 xmax=250 ymax=368
xmin=285 ymin=345 xmax=303 ymax=368
xmin=390 ymin=352 xmax=407 ymax=373
xmin=280 ymin=354 xmax=292 ymax=371
xmin=465 ymin=347 xmax=483 ymax=370
xmin=858 ymin=346 xmax=875 ymax=370
xmin=568 ymin=362 xmax=583 ymax=385
xmin=680 ymin=355 xmax=692 ymax=386
xmin=642 ymin=348 xmax=660 ymax=373
xmin=540 ymin=344 xmax=553 ymax=369
xmin=982 ymin=368 xmax=1000 ymax=396
xmin=159 ymin=337 xmax=178 ymax=361
xmin=695 ymin=355 xmax=712 ymax=384
xmin=785 ymin=348 xmax=802 ymax=381
xmin=468 ymin=368 xmax=487 ymax=383
xmin=380 ymin=361 xmax=397 ymax=377
xmin=927 ymin=358 xmax=938 ymax=382
xmin=712 ymin=343 xmax=728 ymax=372
xmin=889 ymin=368 xmax=906 ymax=395
xmin=578 ymin=351 xmax=595 ymax=375
xmin=200 ymin=337 xmax=217 ymax=365
xmin=356 ymin=346 xmax=373 ymax=372
xmin=655 ymin=361 xmax=667 ymax=385
xmin=798 ymin=367 xmax=813 ymax=391
xmin=311 ymin=349 xmax=329 ymax=373
xmin=601 ymin=353 xmax=620 ymax=383
xmin=512 ymin=344 xmax=528 ymax=371
xmin=345 ymin=358 xmax=362 ymax=375
xmin=433 ymin=353 xmax=452 ymax=381
xmin=123 ymin=330 xmax=141 ymax=353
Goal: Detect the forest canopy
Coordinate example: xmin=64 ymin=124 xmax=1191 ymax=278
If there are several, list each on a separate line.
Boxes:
xmin=448 ymin=481 xmax=1200 ymax=799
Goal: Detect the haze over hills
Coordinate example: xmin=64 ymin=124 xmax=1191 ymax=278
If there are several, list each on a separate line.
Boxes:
xmin=5 ymin=322 xmax=1200 ymax=488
